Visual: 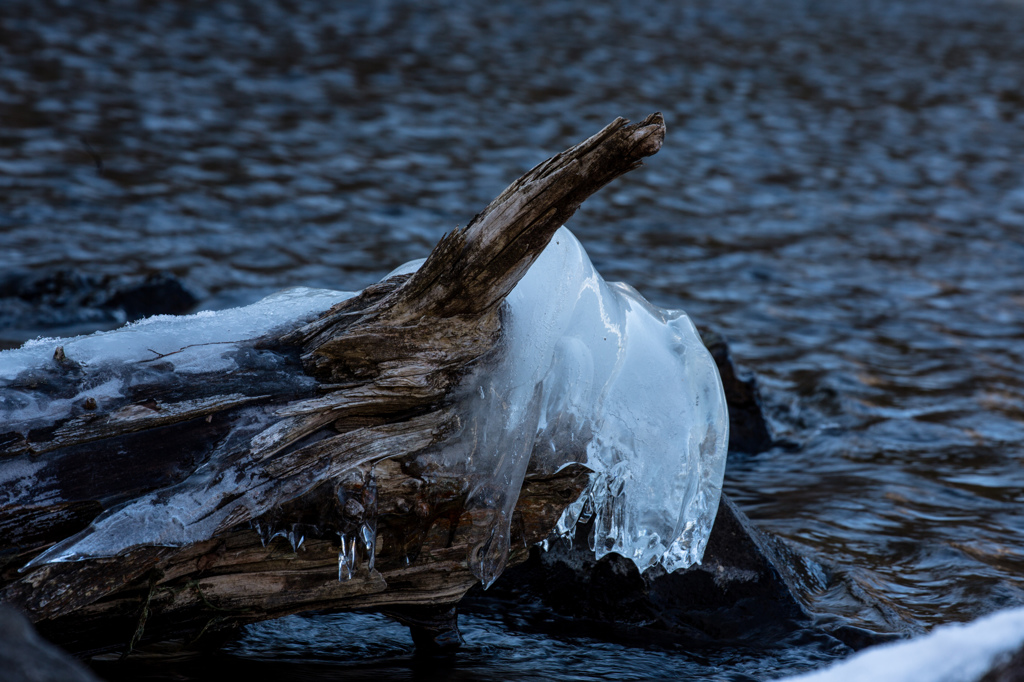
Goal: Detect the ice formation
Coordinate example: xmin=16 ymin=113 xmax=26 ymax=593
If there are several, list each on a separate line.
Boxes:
xmin=419 ymin=227 xmax=729 ymax=585
xmin=3 ymin=228 xmax=728 ymax=586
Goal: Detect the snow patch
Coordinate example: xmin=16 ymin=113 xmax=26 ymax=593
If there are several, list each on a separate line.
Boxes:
xmin=781 ymin=607 xmax=1024 ymax=682
xmin=0 ymin=287 xmax=354 ymax=381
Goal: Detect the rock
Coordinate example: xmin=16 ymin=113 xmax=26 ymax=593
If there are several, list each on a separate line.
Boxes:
xmin=0 ymin=269 xmax=199 ymax=346
xmin=0 ymin=606 xmax=101 ymax=682
xmin=980 ymin=641 xmax=1024 ymax=682
xmin=701 ymin=328 xmax=774 ymax=455
xmin=471 ymin=493 xmax=906 ymax=653
xmin=474 ymin=494 xmax=820 ymax=643
xmin=383 ymin=604 xmax=465 ymax=653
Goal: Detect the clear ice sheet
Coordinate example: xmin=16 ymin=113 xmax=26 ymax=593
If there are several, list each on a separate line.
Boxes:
xmin=10 ymin=229 xmax=728 ymax=585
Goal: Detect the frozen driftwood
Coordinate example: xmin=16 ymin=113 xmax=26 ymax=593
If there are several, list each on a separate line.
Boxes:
xmin=0 ymin=114 xmax=666 ymax=655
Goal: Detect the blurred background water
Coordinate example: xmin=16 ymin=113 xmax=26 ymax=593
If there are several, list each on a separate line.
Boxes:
xmin=2 ymin=0 xmax=1024 ymax=679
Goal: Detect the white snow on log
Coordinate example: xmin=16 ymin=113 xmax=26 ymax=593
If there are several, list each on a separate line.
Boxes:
xmin=1 ymin=287 xmax=353 ymax=432
xmin=0 ymin=287 xmax=354 ymax=381
xmin=781 ymin=607 xmax=1024 ymax=682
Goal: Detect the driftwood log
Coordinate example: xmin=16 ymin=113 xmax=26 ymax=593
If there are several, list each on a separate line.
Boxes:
xmin=0 ymin=114 xmax=666 ymax=656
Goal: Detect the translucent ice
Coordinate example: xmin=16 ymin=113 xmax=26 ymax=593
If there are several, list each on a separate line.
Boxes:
xmin=427 ymin=227 xmax=729 ymax=585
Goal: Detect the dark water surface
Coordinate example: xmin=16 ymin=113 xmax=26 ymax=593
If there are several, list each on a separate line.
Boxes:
xmin=3 ymin=0 xmax=1024 ymax=679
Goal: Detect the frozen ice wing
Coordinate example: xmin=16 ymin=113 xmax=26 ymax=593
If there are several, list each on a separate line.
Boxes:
xmin=442 ymin=227 xmax=729 ymax=583
xmin=577 ymin=280 xmax=729 ymax=573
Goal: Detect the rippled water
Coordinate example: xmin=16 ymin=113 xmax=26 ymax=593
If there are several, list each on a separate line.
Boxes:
xmin=3 ymin=0 xmax=1024 ymax=678
xmin=96 ymin=609 xmax=847 ymax=682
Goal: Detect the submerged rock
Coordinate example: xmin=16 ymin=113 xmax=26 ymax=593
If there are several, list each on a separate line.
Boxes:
xmin=478 ymin=494 xmax=817 ymax=643
xmin=0 ymin=606 xmax=100 ymax=682
xmin=0 ymin=269 xmax=199 ymax=346
xmin=701 ymin=328 xmax=774 ymax=455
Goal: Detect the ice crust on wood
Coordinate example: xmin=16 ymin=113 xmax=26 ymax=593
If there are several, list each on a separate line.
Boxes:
xmin=1 ymin=287 xmax=353 ymax=382
xmin=0 ymin=287 xmax=352 ymax=433
xmin=3 ymin=228 xmax=728 ymax=584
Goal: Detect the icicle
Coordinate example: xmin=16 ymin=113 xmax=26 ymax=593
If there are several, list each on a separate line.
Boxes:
xmin=360 ymin=524 xmax=375 ymax=572
xmin=287 ymin=525 xmax=304 ymax=553
xmin=254 ymin=521 xmax=286 ymax=548
xmin=338 ymin=534 xmax=352 ymax=581
xmin=578 ymin=496 xmax=594 ymax=525
xmin=555 ymin=495 xmax=585 ymax=538
xmin=336 ymin=532 xmax=358 ymax=581
xmin=360 ymin=466 xmax=378 ymax=572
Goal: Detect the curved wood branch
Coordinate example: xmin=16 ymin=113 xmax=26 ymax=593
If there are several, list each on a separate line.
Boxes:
xmin=0 ymin=113 xmax=667 ymax=654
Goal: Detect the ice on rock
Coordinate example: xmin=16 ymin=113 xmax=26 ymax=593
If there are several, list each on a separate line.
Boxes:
xmin=8 ymin=228 xmax=728 ymax=587
xmin=424 ymin=227 xmax=729 ymax=585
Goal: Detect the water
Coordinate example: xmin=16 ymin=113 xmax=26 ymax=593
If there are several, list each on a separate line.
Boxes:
xmin=2 ymin=0 xmax=1024 ymax=678
xmin=95 ymin=608 xmax=844 ymax=682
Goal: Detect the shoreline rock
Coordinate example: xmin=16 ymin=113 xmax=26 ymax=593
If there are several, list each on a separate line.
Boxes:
xmin=702 ymin=328 xmax=774 ymax=455
xmin=0 ymin=606 xmax=101 ymax=682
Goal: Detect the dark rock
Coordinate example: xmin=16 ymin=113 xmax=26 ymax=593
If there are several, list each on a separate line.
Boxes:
xmin=643 ymin=494 xmax=822 ymax=641
xmin=980 ymin=641 xmax=1024 ymax=682
xmin=473 ymin=493 xmax=904 ymax=653
xmin=101 ymin=273 xmax=199 ymax=321
xmin=701 ymin=329 xmax=774 ymax=455
xmin=383 ymin=604 xmax=465 ymax=653
xmin=0 ymin=269 xmax=199 ymax=345
xmin=476 ymin=494 xmax=820 ymax=644
xmin=0 ymin=606 xmax=101 ymax=682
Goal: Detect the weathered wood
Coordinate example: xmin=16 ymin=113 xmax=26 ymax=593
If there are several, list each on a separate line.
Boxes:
xmin=29 ymin=462 xmax=590 ymax=655
xmin=0 ymin=114 xmax=666 ymax=654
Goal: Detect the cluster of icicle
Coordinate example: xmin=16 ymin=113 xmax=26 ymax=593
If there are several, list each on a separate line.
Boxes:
xmin=248 ymin=525 xmax=369 ymax=582
xmin=2 ymin=227 xmax=728 ymax=586
xmin=249 ymin=468 xmax=378 ymax=582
